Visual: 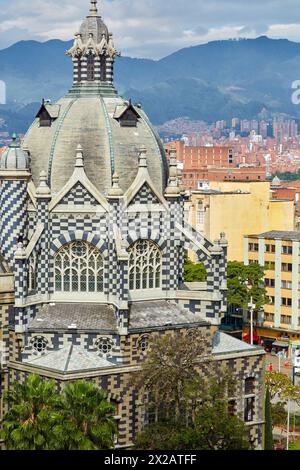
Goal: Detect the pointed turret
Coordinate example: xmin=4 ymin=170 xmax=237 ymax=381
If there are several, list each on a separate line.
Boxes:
xmin=67 ymin=0 xmax=119 ymax=87
xmin=0 ymin=134 xmax=31 ymax=267
xmin=108 ymin=173 xmax=124 ymax=198
xmin=165 ymin=146 xmax=180 ymax=197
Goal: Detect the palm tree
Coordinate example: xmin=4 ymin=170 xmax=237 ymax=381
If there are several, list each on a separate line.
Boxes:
xmin=0 ymin=374 xmax=62 ymax=450
xmin=60 ymin=380 xmax=117 ymax=450
xmin=1 ymin=375 xmax=117 ymax=450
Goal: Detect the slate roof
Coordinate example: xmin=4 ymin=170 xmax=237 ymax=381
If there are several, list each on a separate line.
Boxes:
xmin=0 ymin=135 xmax=29 ymax=170
xmin=129 ymin=300 xmax=209 ymax=331
xmin=23 ymin=94 xmax=168 ymax=196
xmin=24 ymin=345 xmax=114 ymax=372
xmin=45 ymin=104 xmax=60 ymax=119
xmin=212 ymin=331 xmax=260 ymax=355
xmin=28 ymin=303 xmax=117 ymax=332
xmin=249 ymin=231 xmax=300 ymax=240
xmin=113 ymin=104 xmax=141 ymax=119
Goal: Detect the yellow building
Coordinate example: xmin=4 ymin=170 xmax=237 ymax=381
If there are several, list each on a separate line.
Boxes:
xmin=245 ymin=231 xmax=300 ymax=357
xmin=187 ymin=181 xmax=295 ymax=261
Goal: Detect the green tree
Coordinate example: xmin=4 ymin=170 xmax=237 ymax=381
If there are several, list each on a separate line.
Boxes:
xmin=0 ymin=374 xmax=62 ymax=450
xmin=133 ymin=329 xmax=210 ymax=420
xmin=265 ymin=371 xmax=300 ymax=403
xmin=0 ymin=375 xmax=116 ymax=450
xmin=133 ymin=331 xmax=250 ymax=450
xmin=59 ymin=380 xmax=117 ymax=450
xmin=227 ymin=261 xmax=268 ymax=313
xmin=271 ymin=170 xmax=300 ymax=181
xmin=135 ymin=373 xmax=249 ymax=450
xmin=184 ymin=256 xmax=207 ymax=282
xmin=264 ymin=386 xmax=274 ymax=450
xmin=271 ymin=402 xmax=286 ymax=428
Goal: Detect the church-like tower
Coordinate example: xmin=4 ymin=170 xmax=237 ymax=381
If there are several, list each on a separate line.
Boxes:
xmin=0 ymin=0 xmax=265 ymax=449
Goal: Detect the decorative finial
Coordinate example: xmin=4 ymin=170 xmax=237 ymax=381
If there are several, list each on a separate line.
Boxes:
xmin=36 ymin=170 xmax=51 ymax=197
xmin=75 ymin=144 xmax=84 ymax=168
xmin=15 ymin=241 xmax=26 ymax=259
xmin=90 ymin=0 xmax=98 ymax=15
xmin=108 ymin=172 xmax=124 ymax=197
xmin=10 ymin=133 xmax=18 ymax=148
xmin=177 ymin=168 xmax=186 ymax=194
xmin=165 ymin=146 xmax=180 ymax=197
xmin=138 ymin=146 xmax=147 ymax=168
xmin=168 ymin=146 xmax=179 ymax=179
xmin=219 ymin=232 xmax=228 ymax=247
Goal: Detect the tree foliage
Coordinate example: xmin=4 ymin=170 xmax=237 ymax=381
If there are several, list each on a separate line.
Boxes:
xmin=135 ymin=407 xmax=250 ymax=451
xmin=265 ymin=371 xmax=300 ymax=404
xmin=183 ymin=256 xmax=207 ymax=282
xmin=271 ymin=402 xmax=287 ymax=428
xmin=272 ymin=170 xmax=300 ymax=181
xmin=133 ymin=331 xmax=250 ymax=450
xmin=0 ymin=375 xmax=116 ymax=450
xmin=227 ymin=261 xmax=268 ymax=312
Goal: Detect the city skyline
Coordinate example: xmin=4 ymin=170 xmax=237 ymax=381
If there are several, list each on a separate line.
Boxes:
xmin=1 ymin=0 xmax=300 ymax=58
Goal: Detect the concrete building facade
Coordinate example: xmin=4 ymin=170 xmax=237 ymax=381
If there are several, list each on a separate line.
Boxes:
xmin=187 ymin=181 xmax=295 ymax=262
xmin=244 ymin=231 xmax=300 ymax=357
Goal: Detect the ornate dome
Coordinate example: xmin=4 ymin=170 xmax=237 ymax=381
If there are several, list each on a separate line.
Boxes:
xmin=22 ymin=0 xmax=168 ymax=196
xmin=0 ymin=134 xmax=29 ymax=170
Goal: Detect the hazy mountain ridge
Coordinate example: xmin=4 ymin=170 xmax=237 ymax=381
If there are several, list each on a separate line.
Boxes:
xmin=1 ymin=36 xmax=300 ymax=131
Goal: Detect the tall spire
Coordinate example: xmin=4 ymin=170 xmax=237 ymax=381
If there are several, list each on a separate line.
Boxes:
xmin=89 ymin=0 xmax=98 ymax=16
xmin=67 ymin=0 xmax=119 ymax=89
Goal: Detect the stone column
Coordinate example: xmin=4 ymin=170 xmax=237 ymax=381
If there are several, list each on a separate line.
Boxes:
xmin=35 ymin=172 xmax=51 ymax=296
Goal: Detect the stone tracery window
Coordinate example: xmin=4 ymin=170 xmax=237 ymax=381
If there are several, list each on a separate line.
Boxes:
xmin=31 ymin=336 xmax=48 ymax=353
xmin=27 ymin=254 xmax=37 ymax=293
xmin=128 ymin=240 xmax=162 ymax=291
xmin=95 ymin=337 xmax=114 ymax=355
xmin=138 ymin=335 xmax=149 ymax=352
xmin=54 ymin=241 xmax=104 ymax=293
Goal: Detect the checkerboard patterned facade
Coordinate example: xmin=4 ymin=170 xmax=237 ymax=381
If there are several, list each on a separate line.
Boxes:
xmin=60 ymin=182 xmax=99 ymax=206
xmin=0 ymin=106 xmax=264 ymax=451
xmin=129 ymin=183 xmax=160 ymax=205
xmin=4 ymin=326 xmax=265 ymax=449
xmin=0 ymin=180 xmax=28 ymax=266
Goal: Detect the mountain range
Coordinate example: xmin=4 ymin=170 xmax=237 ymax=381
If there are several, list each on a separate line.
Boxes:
xmin=1 ymin=35 xmax=300 ymax=132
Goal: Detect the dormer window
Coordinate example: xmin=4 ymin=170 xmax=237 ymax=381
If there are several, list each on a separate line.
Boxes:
xmin=36 ymin=101 xmax=60 ymax=128
xmin=114 ymin=101 xmax=141 ymax=127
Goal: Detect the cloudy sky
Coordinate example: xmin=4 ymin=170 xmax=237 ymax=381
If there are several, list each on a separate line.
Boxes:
xmin=1 ymin=0 xmax=300 ymax=58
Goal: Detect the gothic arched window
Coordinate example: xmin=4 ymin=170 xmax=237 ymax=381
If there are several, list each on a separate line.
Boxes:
xmin=54 ymin=241 xmax=104 ymax=293
xmin=27 ymin=254 xmax=37 ymax=293
xmin=87 ymin=53 xmax=95 ymax=81
xmin=128 ymin=240 xmax=162 ymax=291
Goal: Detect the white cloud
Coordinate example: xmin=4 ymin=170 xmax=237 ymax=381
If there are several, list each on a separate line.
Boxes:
xmin=267 ymin=23 xmax=300 ymax=41
xmin=0 ymin=0 xmax=300 ymax=57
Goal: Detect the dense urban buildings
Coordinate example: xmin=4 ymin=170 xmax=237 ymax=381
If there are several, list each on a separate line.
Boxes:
xmin=162 ymin=115 xmax=300 ymax=192
xmin=0 ymin=1 xmax=265 ymax=449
